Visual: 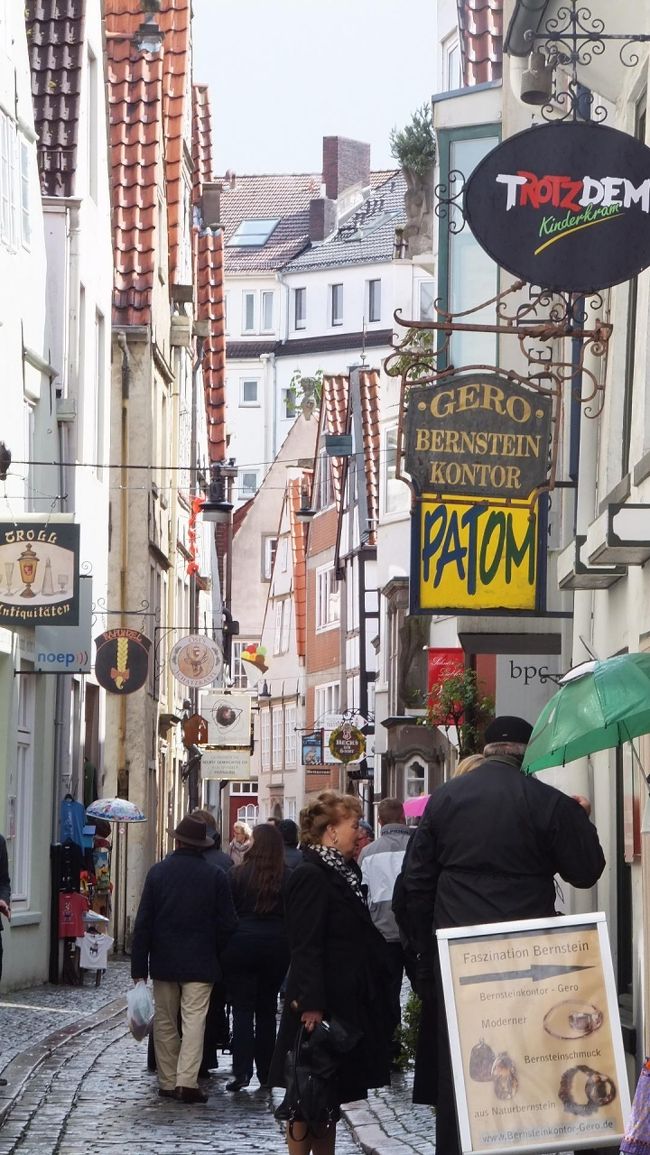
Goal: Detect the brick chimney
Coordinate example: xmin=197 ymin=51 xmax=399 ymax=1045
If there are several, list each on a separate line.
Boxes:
xmin=322 ymin=136 xmax=370 ymax=201
xmin=309 ymin=196 xmax=337 ymax=242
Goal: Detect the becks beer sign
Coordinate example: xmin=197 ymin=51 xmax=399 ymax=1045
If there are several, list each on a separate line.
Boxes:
xmin=465 ymin=122 xmax=650 ymax=292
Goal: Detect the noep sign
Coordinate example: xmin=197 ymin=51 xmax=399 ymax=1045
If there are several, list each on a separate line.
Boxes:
xmin=464 ymin=122 xmax=650 ymax=292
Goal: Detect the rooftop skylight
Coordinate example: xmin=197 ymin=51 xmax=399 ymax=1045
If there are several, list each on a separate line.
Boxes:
xmin=228 ymin=219 xmax=279 ymax=247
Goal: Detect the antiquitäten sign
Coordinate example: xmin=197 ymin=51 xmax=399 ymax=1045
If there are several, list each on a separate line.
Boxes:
xmin=404 ymin=377 xmax=552 ymax=501
xmin=413 ymin=496 xmax=540 ymax=614
xmin=0 ymin=521 xmax=80 ymax=626
xmin=465 ymin=122 xmax=650 ymax=293
xmin=437 ymin=913 xmax=630 ymax=1153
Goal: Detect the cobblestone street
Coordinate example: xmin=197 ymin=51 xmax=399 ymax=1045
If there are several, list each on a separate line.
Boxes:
xmin=0 ymin=961 xmax=437 ymax=1155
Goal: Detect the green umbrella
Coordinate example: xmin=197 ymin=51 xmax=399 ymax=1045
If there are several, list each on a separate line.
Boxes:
xmin=522 ymin=653 xmax=650 ymax=774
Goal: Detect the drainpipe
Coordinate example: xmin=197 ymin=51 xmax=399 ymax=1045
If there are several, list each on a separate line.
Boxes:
xmin=114 ymin=330 xmax=131 ymax=953
xmin=187 ymin=335 xmax=205 ymax=811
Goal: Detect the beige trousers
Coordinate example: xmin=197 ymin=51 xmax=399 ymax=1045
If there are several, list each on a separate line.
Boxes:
xmin=152 ymin=979 xmax=213 ymax=1090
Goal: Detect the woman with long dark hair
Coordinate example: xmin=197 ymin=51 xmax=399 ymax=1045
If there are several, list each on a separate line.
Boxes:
xmin=269 ymin=790 xmax=391 ymax=1155
xmin=222 ymin=822 xmax=290 ymax=1091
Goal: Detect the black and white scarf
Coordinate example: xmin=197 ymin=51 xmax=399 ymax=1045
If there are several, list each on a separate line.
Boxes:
xmin=311 ymin=844 xmax=366 ymax=904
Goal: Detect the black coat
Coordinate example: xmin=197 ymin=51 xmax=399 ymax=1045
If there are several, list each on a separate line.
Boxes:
xmin=269 ymin=849 xmax=391 ymax=1104
xmin=0 ymin=834 xmax=9 ymax=933
xmin=400 ymin=758 xmax=606 ymax=949
xmin=130 ymin=847 xmax=237 ymax=983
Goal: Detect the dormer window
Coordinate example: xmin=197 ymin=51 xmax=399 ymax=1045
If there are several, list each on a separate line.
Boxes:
xmin=228 ymin=219 xmax=279 ymax=247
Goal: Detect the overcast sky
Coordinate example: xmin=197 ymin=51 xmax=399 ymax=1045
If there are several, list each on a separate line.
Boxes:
xmin=192 ymin=0 xmax=438 ymax=176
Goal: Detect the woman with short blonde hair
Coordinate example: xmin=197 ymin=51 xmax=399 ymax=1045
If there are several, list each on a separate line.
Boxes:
xmin=269 ymin=790 xmax=390 ymax=1154
xmin=451 ymin=754 xmax=485 ymax=778
xmin=229 ymin=820 xmax=252 ymax=866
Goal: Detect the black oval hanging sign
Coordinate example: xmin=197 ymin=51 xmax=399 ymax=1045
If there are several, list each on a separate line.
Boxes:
xmin=94 ymin=629 xmax=151 ymax=694
xmin=464 ymin=122 xmax=650 ymax=293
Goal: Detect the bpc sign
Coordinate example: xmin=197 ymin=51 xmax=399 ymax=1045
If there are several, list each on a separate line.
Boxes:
xmin=464 ymin=122 xmax=650 ymax=292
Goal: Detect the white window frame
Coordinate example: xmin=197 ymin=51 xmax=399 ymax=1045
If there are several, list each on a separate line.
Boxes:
xmin=262 ymin=535 xmax=278 ymax=581
xmin=294 ymin=286 xmax=306 ymax=330
xmin=19 ymin=137 xmax=30 ymax=249
xmin=330 ymin=283 xmax=343 ymax=326
xmin=239 ymin=377 xmax=260 ymax=406
xmin=316 ymin=450 xmax=334 ymax=510
xmin=419 ymin=279 xmax=435 ymax=322
xmin=242 ymin=290 xmax=256 ymax=333
xmin=280 ymin=598 xmax=291 ymax=653
xmin=224 ymin=291 xmax=230 ymax=334
xmin=368 ymin=278 xmax=381 ymax=323
xmin=231 ymin=639 xmax=253 ymax=688
xmin=443 ymin=34 xmax=463 ymax=92
xmin=272 ymin=706 xmax=284 ymax=768
xmin=261 ymin=290 xmax=274 ymax=332
xmin=383 ymin=425 xmax=410 ymax=516
xmin=260 ymin=709 xmax=271 ymax=770
xmin=237 ymin=802 xmax=259 ymax=824
xmin=316 ymin=564 xmax=340 ymax=632
xmin=273 ymin=599 xmax=284 ymax=655
xmin=285 ymin=706 xmax=297 ymax=768
xmin=239 ymin=470 xmax=259 ymax=498
xmin=406 ymin=757 xmax=427 ymax=798
xmin=314 ymin=681 xmax=340 ymax=725
xmin=283 ymin=388 xmax=296 ymax=420
xmin=11 ymin=662 xmax=35 ymax=905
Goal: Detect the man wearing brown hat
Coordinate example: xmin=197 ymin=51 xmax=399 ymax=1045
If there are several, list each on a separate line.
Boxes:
xmin=131 ymin=814 xmax=237 ymax=1103
xmin=399 ymin=715 xmax=606 ymax=1154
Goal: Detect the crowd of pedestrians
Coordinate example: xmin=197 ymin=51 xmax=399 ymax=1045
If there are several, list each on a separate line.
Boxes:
xmin=128 ymin=713 xmax=608 ymax=1154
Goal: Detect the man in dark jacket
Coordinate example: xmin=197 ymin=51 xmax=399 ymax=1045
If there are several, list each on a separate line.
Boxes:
xmin=0 ymin=832 xmax=10 ymax=983
xmin=131 ymin=814 xmax=237 ymax=1103
xmin=359 ymin=798 xmax=413 ymax=1062
xmin=399 ymin=716 xmax=606 ymax=1155
xmin=0 ymin=833 xmax=9 ymax=1085
xmin=277 ymin=819 xmax=302 ymax=870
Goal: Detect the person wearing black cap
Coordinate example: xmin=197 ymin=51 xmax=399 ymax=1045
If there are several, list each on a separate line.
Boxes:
xmin=131 ymin=814 xmax=238 ymax=1104
xmin=398 ymin=715 xmax=605 ymax=1155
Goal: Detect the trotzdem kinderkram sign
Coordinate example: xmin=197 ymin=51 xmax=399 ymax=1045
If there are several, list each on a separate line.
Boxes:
xmin=403 ymin=376 xmax=553 ymax=502
xmin=464 ymin=121 xmax=650 ymax=293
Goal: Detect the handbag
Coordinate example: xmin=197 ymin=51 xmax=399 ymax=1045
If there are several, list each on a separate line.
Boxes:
xmin=274 ymin=1017 xmax=362 ymax=1136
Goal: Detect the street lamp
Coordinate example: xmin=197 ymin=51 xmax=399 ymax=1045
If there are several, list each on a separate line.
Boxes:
xmin=201 ymin=461 xmax=236 ymax=523
xmin=133 ymin=0 xmax=164 ymax=54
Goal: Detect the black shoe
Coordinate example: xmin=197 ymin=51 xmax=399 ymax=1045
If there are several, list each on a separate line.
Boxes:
xmin=158 ymin=1088 xmax=176 ymax=1099
xmin=226 ymin=1078 xmax=250 ymax=1092
xmin=0 ymin=1078 xmax=7 ymax=1087
xmin=175 ymin=1086 xmax=209 ymax=1104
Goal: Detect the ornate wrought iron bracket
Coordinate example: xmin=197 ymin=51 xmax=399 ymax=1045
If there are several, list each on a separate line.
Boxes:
xmin=519 ymin=0 xmax=650 ymax=122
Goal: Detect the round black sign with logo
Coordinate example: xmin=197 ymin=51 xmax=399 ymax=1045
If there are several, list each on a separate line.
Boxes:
xmin=464 ymin=122 xmax=650 ymax=293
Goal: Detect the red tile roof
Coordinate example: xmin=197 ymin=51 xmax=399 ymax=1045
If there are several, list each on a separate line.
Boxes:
xmin=193 ymin=84 xmax=226 ymax=465
xmin=106 ymin=0 xmax=192 ymax=325
xmin=358 ymin=369 xmax=380 ymax=544
xmin=457 ymin=0 xmax=503 ymax=85
xmin=221 ymin=170 xmax=398 ymax=274
xmin=321 ymin=374 xmax=350 ymax=507
xmin=288 ymin=475 xmax=310 ymax=658
xmin=26 ymin=0 xmax=84 ymax=198
xmin=318 ymin=369 xmax=379 ymax=545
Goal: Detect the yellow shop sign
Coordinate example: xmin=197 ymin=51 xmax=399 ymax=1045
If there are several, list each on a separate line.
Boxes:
xmin=415 ymin=496 xmax=540 ymax=613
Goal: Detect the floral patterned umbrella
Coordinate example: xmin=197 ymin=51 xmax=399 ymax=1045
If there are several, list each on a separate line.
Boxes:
xmin=86 ymin=797 xmax=146 ymax=822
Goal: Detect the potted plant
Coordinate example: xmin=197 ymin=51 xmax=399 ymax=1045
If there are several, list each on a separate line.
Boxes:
xmin=390 ymin=105 xmax=436 ymax=259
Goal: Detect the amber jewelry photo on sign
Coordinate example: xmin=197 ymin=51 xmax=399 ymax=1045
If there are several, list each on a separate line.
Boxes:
xmin=543 ymin=999 xmax=603 ymax=1040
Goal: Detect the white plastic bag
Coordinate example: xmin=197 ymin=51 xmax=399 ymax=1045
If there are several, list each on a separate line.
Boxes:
xmin=126 ymin=979 xmax=154 ymax=1041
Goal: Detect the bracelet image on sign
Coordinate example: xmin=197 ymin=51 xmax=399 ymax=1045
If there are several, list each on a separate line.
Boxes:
xmin=543 ymin=999 xmax=604 ymax=1040
xmin=558 ymin=1065 xmax=617 ymax=1116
